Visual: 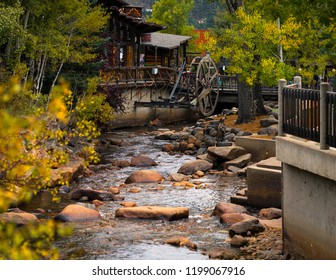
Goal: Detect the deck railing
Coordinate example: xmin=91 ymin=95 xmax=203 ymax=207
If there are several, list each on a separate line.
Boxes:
xmin=101 ymin=66 xmax=176 ymax=86
xmin=278 ymin=77 xmax=336 ymax=149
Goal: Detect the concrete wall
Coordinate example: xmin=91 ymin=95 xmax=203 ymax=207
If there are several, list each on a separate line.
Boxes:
xmin=277 ymin=136 xmax=336 ymax=259
xmin=236 ymin=136 xmax=276 ymax=162
xmin=107 ymin=87 xmax=200 ymax=129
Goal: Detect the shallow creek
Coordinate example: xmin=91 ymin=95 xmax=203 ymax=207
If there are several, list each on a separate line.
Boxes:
xmin=51 ymin=127 xmax=251 ymax=259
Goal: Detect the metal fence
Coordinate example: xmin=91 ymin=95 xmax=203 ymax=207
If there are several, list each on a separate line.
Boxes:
xmin=278 ymin=77 xmax=336 ymax=149
xmin=282 ymin=87 xmax=320 ymax=142
xmin=326 ymin=91 xmax=336 ymax=148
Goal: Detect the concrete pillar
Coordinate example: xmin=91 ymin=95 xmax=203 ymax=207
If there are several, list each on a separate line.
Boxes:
xmin=278 ymin=79 xmax=287 ymax=136
xmin=293 ymin=76 xmax=302 ymax=89
xmin=320 ymin=82 xmax=329 ymax=150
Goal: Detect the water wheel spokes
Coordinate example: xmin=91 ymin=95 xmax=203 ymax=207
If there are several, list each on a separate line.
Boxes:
xmin=194 ymin=56 xmax=219 ymax=116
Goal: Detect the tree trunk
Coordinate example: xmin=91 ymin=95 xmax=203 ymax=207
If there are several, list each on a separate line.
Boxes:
xmin=253 ymin=82 xmax=268 ymax=116
xmin=236 ymin=77 xmax=253 ymax=124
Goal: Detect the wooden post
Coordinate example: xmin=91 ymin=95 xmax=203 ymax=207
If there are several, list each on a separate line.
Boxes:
xmin=320 ymin=82 xmax=329 ymax=150
xmin=278 ymin=79 xmax=287 ymax=136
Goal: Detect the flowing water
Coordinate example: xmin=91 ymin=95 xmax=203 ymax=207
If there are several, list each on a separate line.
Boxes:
xmin=49 ymin=126 xmax=249 ymax=260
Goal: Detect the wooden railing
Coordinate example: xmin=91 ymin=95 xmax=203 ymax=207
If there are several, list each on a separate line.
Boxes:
xmin=101 ymin=66 xmax=176 ymax=86
xmin=278 ymin=77 xmax=336 ymax=149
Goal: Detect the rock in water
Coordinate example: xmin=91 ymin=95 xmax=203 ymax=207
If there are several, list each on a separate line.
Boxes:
xmin=0 ymin=212 xmax=39 ymax=225
xmin=55 ymin=204 xmax=101 ymax=222
xmin=220 ymin=213 xmax=255 ymax=224
xmin=177 ymin=160 xmax=213 ymax=175
xmin=228 ymin=218 xmax=265 ymax=237
xmin=115 ymin=206 xmax=189 ymax=221
xmin=130 ymin=155 xmax=158 ymax=167
xmin=125 ymin=170 xmax=164 ymax=184
xmin=71 ymin=189 xmax=117 ymax=201
xmin=213 ymin=202 xmax=248 ymax=216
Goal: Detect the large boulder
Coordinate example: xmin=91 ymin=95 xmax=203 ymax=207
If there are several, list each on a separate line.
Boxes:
xmin=54 ymin=204 xmax=101 ymax=222
xmin=213 ymin=202 xmax=247 ymax=216
xmin=50 ymin=157 xmax=85 ymax=186
xmin=177 ymin=160 xmax=213 ymax=175
xmin=228 ymin=218 xmax=265 ymax=237
xmin=207 ymin=146 xmax=246 ymax=161
xmin=125 ymin=170 xmax=164 ymax=184
xmin=130 ymin=155 xmax=158 ymax=167
xmin=115 ymin=206 xmax=189 ymax=221
xmin=0 ymin=212 xmax=39 ymax=225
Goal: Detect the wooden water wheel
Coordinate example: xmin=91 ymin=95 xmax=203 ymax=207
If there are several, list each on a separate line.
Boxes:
xmin=189 ymin=55 xmax=219 ymax=116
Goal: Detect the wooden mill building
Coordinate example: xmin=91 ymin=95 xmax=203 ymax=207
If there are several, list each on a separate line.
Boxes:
xmin=99 ymin=0 xmax=191 ymax=69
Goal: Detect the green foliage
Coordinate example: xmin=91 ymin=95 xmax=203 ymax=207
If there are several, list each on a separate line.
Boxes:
xmin=207 ymin=6 xmax=335 ymax=86
xmin=148 ymin=0 xmax=195 ymax=35
xmin=0 ymin=0 xmax=108 ymax=94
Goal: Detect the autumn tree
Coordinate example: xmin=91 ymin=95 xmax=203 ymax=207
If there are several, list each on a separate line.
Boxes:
xmin=207 ymin=0 xmax=336 ymax=123
xmin=0 ymin=0 xmax=108 ymax=95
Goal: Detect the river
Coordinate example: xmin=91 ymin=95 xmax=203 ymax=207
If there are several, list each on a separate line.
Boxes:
xmin=51 ymin=125 xmax=250 ymax=260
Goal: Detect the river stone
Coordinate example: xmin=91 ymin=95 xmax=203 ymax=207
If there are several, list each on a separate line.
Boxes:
xmin=258 ymin=124 xmax=278 ymax=136
xmin=55 ymin=204 xmax=101 ymax=222
xmin=130 ymin=155 xmax=158 ymax=167
xmin=213 ymin=202 xmax=248 ymax=216
xmin=208 ymin=248 xmax=237 ymax=260
xmin=259 ymin=208 xmax=282 ymax=220
xmin=260 ymin=117 xmax=279 ymax=128
xmin=155 ymin=131 xmax=174 ymax=140
xmin=177 ymin=159 xmax=213 ymax=175
xmin=207 ymin=146 xmax=246 ymax=160
xmin=0 ymin=212 xmax=39 ymax=225
xmin=125 ymin=170 xmax=164 ymax=184
xmin=228 ymin=218 xmax=265 ymax=237
xmin=259 ymin=218 xmax=282 ymax=229
xmin=224 ymin=153 xmax=252 ymax=169
xmin=220 ymin=213 xmax=255 ymax=224
xmin=71 ymin=189 xmax=116 ymax=201
xmin=162 ymin=143 xmax=175 ymax=152
xmin=115 ymin=206 xmax=189 ymax=221
xmin=167 ymin=173 xmax=190 ymax=182
xmin=165 ymin=236 xmax=197 ymax=250
xmin=227 ymin=235 xmax=249 ymax=247
xmin=120 ymin=201 xmax=137 ymax=207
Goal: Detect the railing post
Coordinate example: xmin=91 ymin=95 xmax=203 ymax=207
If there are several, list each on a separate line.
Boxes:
xmin=320 ymin=82 xmax=329 ymax=150
xmin=278 ymin=79 xmax=287 ymax=136
xmin=293 ymin=76 xmax=302 ymax=89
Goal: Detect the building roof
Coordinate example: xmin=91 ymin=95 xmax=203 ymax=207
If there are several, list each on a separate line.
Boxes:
xmin=110 ymin=7 xmax=165 ymax=34
xmin=142 ymin=33 xmax=192 ymax=49
xmin=99 ymin=0 xmax=129 ymax=8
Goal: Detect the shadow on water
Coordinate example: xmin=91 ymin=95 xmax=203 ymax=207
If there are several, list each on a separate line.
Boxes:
xmin=49 ymin=127 xmax=249 ymax=260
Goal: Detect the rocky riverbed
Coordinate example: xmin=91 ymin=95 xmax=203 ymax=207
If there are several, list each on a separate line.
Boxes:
xmin=2 ymin=108 xmax=286 ymax=260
